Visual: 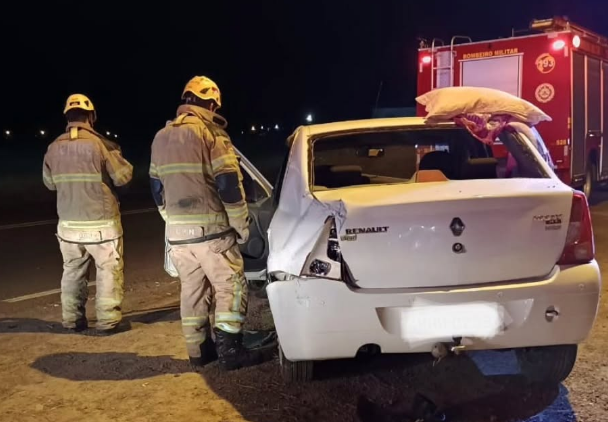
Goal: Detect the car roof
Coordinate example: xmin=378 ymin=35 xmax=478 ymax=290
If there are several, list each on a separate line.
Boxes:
xmin=301 ymin=117 xmax=455 ymax=137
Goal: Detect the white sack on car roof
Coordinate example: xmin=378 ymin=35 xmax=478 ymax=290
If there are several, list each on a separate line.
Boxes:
xmin=416 ymin=86 xmax=552 ymax=125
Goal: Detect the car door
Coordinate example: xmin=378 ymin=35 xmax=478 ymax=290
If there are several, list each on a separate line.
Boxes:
xmin=234 ymin=147 xmax=274 ymax=282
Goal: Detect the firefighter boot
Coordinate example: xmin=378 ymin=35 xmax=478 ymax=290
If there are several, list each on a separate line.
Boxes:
xmin=65 ymin=318 xmax=88 ymax=333
xmin=189 ymin=337 xmax=218 ymax=369
xmin=214 ymin=328 xmax=276 ymax=371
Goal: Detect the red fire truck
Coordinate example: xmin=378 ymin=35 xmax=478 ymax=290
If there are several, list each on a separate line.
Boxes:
xmin=417 ymin=17 xmax=608 ymax=197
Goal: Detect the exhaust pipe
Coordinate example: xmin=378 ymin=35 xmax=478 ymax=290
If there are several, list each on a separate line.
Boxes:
xmin=432 ymin=337 xmax=467 ymax=360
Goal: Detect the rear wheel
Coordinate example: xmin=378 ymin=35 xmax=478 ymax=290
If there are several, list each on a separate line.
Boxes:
xmin=583 ymin=163 xmax=597 ymax=200
xmin=515 ymin=345 xmax=578 ymax=383
xmin=279 ymin=345 xmax=314 ymax=383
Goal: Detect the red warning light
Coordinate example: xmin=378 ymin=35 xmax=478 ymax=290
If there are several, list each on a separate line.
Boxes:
xmin=573 ymin=35 xmax=581 ymax=48
xmin=421 ymin=55 xmax=432 ymax=64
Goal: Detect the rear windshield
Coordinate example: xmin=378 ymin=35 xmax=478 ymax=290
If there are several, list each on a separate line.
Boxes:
xmin=311 ymin=127 xmax=548 ymax=191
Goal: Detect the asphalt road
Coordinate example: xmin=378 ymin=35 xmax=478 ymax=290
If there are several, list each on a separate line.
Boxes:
xmin=0 ymin=210 xmax=165 ymax=301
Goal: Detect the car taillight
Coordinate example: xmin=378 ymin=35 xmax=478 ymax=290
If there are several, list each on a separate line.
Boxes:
xmin=300 ymin=217 xmax=343 ymax=280
xmin=558 ymin=191 xmax=595 ymax=265
xmin=327 ymin=225 xmax=341 ymax=262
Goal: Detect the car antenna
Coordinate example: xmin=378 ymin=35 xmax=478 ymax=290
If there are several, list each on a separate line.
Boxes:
xmin=373 ymin=80 xmax=384 ymax=118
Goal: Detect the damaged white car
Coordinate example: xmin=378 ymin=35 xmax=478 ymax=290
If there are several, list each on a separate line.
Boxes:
xmin=261 ymin=117 xmax=601 ymax=383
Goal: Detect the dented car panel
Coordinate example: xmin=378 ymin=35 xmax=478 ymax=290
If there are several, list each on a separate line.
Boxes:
xmin=267 ymin=126 xmax=347 ymax=276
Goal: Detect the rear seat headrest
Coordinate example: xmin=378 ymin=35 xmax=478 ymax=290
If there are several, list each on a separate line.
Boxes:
xmin=419 ymin=151 xmax=454 ymax=179
xmin=323 ymin=165 xmax=368 ymax=188
xmin=330 ymin=165 xmax=363 ymax=174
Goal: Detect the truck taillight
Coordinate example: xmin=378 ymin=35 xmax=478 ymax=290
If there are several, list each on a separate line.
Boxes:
xmin=421 ymin=55 xmax=432 ymax=65
xmin=558 ymin=191 xmax=595 ymax=265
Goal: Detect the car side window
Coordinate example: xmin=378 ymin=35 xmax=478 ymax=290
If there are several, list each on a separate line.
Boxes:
xmin=529 ymin=127 xmax=555 ymax=170
xmin=499 ymin=131 xmax=548 ymax=179
xmin=238 ymin=158 xmax=269 ymax=203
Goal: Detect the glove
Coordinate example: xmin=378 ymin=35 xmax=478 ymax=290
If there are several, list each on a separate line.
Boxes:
xmin=236 ymin=226 xmax=250 ymax=244
xmin=233 ymin=216 xmax=252 ymax=244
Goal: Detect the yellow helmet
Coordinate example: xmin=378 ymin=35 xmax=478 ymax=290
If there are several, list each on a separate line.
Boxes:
xmin=182 ymin=76 xmax=222 ymax=108
xmin=64 ymin=94 xmax=96 ymax=121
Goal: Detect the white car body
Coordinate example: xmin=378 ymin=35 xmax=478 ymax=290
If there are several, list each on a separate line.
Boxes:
xmin=265 ymin=117 xmax=601 ymax=362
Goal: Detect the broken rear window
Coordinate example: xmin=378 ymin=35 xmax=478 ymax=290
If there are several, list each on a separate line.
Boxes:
xmin=310 ymin=127 xmax=548 ymax=191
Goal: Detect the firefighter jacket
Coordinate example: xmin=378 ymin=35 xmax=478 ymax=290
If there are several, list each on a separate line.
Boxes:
xmin=149 ymin=104 xmax=249 ymax=243
xmin=43 ymin=121 xmax=133 ymax=243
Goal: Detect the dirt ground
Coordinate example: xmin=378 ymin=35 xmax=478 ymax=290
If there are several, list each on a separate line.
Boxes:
xmin=1 ymin=206 xmax=608 ymax=422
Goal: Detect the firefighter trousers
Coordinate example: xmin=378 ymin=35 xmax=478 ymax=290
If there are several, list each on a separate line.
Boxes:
xmin=58 ymin=237 xmax=124 ymax=330
xmin=169 ymin=234 xmax=248 ymax=358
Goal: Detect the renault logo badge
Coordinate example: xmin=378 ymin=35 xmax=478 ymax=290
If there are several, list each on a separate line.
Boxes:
xmin=450 ymin=218 xmax=465 ymax=237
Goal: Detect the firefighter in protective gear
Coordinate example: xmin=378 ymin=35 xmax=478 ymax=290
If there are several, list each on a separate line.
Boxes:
xmin=150 ymin=76 xmax=273 ymax=371
xmin=43 ymin=94 xmax=133 ymax=334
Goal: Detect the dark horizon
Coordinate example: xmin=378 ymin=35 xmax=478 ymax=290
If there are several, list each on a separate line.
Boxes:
xmin=1 ymin=1 xmax=607 ymax=145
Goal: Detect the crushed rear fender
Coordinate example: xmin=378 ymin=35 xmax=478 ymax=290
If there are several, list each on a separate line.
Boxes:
xmin=267 ymin=196 xmax=346 ymax=276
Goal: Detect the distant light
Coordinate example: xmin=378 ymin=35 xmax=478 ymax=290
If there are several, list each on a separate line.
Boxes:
xmin=114 ymin=134 xmax=118 ymax=139
xmin=4 ymin=130 xmax=10 ymax=136
xmin=306 ymin=114 xmax=313 ymax=123
xmin=251 ymin=125 xmax=256 ymax=132
xmin=106 ymin=131 xmax=111 ymax=136
xmin=241 ymin=131 xmax=244 ymax=135
xmin=40 ymin=130 xmax=46 ymax=135
xmin=573 ymin=35 xmax=581 ymax=48
xmin=274 ymin=124 xmax=280 ymax=130
xmin=261 ymin=125 xmax=264 ymax=130
xmin=552 ymin=39 xmax=566 ymax=51
xmin=421 ymin=55 xmax=432 ymax=65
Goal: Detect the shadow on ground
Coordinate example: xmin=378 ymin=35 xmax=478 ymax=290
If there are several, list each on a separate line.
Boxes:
xmin=29 ymin=348 xmax=575 ymax=422
xmin=32 ymin=352 xmax=190 ymax=381
xmin=0 ymin=306 xmax=180 ymax=334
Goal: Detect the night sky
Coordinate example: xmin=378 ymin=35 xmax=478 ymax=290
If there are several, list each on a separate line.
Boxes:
xmin=1 ymin=0 xmax=607 ymax=143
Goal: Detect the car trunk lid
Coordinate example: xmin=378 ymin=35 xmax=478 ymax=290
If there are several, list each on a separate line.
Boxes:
xmin=315 ymin=179 xmax=572 ymax=289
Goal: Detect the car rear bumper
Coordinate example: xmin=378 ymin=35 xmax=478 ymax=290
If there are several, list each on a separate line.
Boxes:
xmin=267 ymin=261 xmax=601 ymax=362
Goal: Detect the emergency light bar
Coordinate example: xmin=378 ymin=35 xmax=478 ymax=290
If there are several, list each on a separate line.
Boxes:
xmin=530 ymin=16 xmax=608 ymax=48
xmin=530 ymin=17 xmax=569 ymax=32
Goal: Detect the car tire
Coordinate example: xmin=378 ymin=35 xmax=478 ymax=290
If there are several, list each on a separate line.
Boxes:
xmin=279 ymin=345 xmax=314 ymax=383
xmin=584 ymin=163 xmax=597 ymax=201
xmin=515 ymin=344 xmax=578 ymax=383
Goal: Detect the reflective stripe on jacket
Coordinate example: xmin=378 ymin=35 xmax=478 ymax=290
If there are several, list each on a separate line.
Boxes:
xmin=150 ymin=105 xmax=248 ymax=241
xmin=43 ymin=122 xmax=133 ymax=242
